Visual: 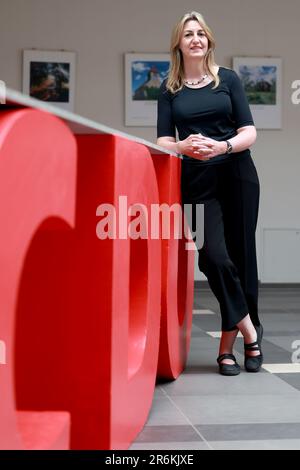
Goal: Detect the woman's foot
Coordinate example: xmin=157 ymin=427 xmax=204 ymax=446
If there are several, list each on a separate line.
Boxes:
xmin=217 ymin=329 xmax=240 ymax=375
xmin=217 ymin=353 xmax=240 ymax=376
xmin=237 ymin=315 xmax=262 ymax=355
xmin=244 ymin=324 xmax=263 ymax=372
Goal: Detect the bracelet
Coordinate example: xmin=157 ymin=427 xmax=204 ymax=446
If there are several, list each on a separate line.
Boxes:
xmin=225 ymin=140 xmax=233 ymax=154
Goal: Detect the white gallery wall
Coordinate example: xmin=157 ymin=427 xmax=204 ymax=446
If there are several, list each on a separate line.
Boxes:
xmin=0 ymin=0 xmax=299 ymax=282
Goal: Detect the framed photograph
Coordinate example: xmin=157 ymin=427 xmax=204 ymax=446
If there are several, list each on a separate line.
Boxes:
xmin=125 ymin=53 xmax=170 ymax=126
xmin=23 ymin=50 xmax=76 ymax=111
xmin=0 ymin=80 xmax=6 ymax=104
xmin=233 ymin=57 xmax=282 ymax=129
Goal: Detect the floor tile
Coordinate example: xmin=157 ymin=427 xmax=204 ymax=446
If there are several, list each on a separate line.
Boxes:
xmin=196 ymin=422 xmax=300 ymax=441
xmin=160 ymin=371 xmax=298 ymax=396
xmin=190 ymin=325 xmax=209 ymax=338
xmin=134 ymin=425 xmax=201 ymax=442
xmin=264 ymin=335 xmax=300 ymax=354
xmin=145 ymin=397 xmax=189 ymax=426
xmin=170 ymin=394 xmax=300 ymax=425
xmin=206 ymin=331 xmax=243 ymax=338
xmin=262 ymin=363 xmax=300 ymax=373
xmin=188 ymin=337 xmax=219 ymax=350
xmin=258 ymin=308 xmax=287 ymax=314
xmin=208 ymin=439 xmax=300 ymax=450
xmin=276 ymin=373 xmax=300 ymax=391
xmin=192 ymin=316 xmax=222 ymax=331
xmin=193 ymin=309 xmax=215 ymax=315
xmin=129 ymin=441 xmax=210 ymax=450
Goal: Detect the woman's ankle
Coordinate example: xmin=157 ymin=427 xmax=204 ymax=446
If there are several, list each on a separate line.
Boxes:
xmin=237 ymin=314 xmax=257 ymax=344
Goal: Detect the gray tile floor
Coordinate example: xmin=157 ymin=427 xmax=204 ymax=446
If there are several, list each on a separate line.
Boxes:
xmin=129 ymin=286 xmax=300 ymax=450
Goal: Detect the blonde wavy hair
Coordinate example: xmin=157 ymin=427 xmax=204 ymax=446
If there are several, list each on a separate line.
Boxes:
xmin=166 ymin=11 xmax=220 ymax=93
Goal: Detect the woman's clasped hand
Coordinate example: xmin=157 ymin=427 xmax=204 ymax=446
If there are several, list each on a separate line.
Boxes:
xmin=177 ymin=133 xmax=227 ymax=160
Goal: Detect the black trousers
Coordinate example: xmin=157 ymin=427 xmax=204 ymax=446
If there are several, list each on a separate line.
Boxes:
xmin=181 ymin=153 xmax=260 ymax=331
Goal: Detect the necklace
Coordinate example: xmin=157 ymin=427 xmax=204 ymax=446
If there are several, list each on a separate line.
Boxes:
xmin=184 ymin=74 xmax=208 ymax=85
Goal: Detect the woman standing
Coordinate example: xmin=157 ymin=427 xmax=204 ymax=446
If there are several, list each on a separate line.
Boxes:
xmin=157 ymin=11 xmax=263 ymax=376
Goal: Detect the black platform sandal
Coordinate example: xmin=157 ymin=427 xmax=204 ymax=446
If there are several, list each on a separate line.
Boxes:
xmin=217 ymin=353 xmax=240 ymax=376
xmin=244 ymin=324 xmax=264 ymax=372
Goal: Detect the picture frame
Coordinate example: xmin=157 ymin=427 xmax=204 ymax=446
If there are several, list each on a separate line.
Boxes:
xmin=125 ymin=53 xmax=170 ymax=126
xmin=0 ymin=80 xmax=6 ymax=104
xmin=233 ymin=57 xmax=282 ymax=129
xmin=23 ymin=49 xmax=76 ymax=111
